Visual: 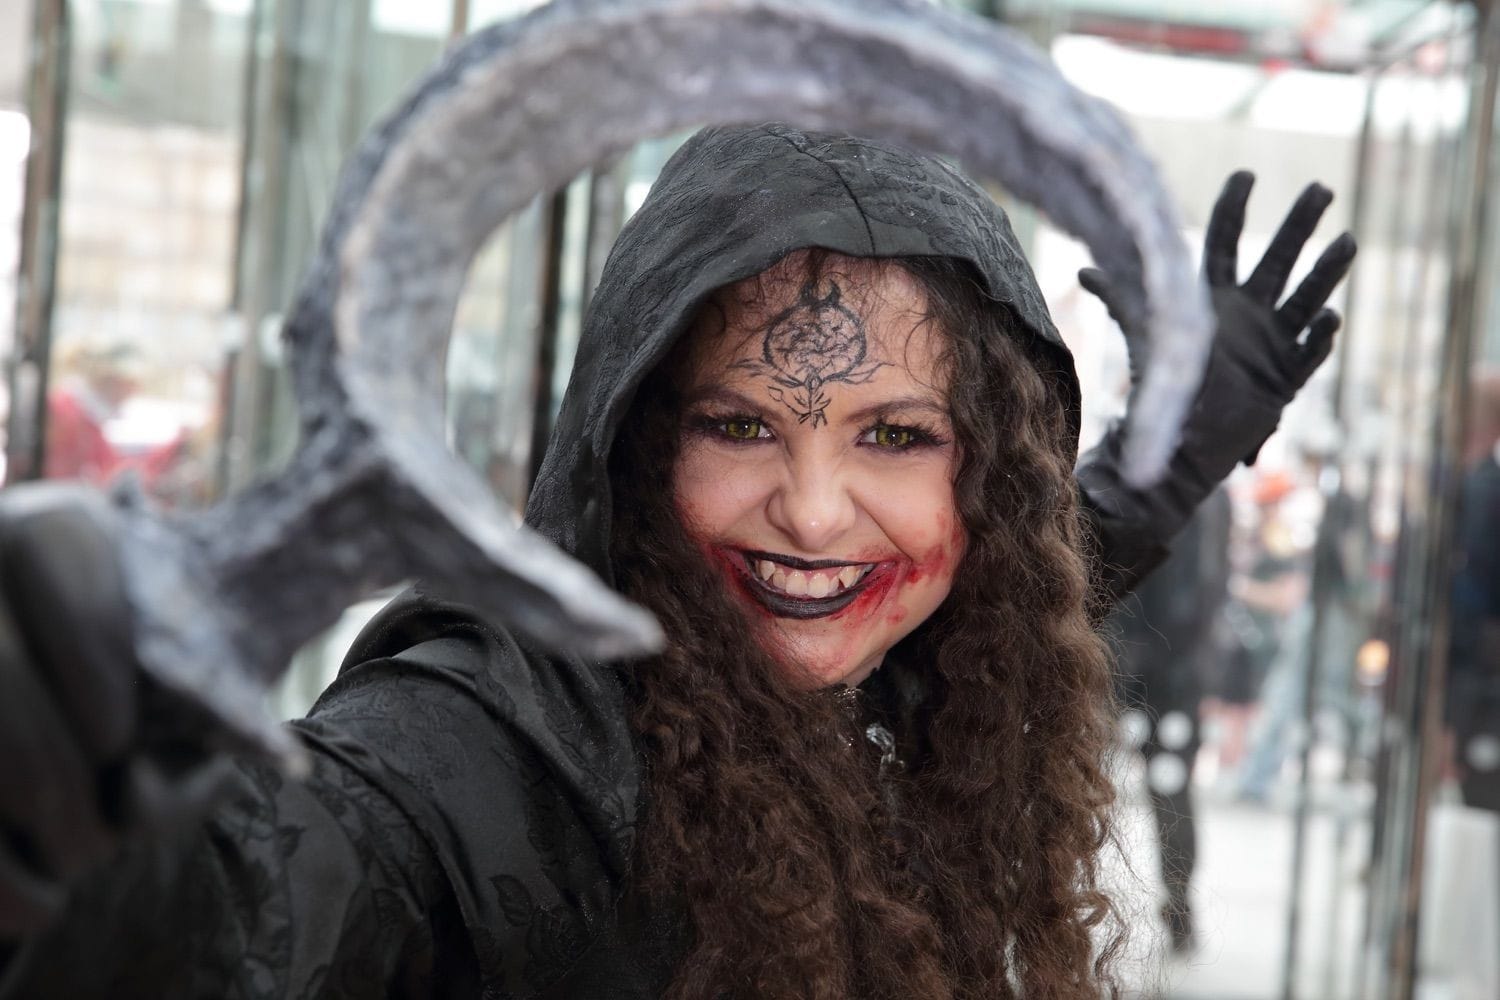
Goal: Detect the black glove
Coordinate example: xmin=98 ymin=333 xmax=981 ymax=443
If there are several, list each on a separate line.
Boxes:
xmin=1077 ymin=171 xmax=1357 ymax=548
xmin=0 ymin=483 xmax=231 ymax=940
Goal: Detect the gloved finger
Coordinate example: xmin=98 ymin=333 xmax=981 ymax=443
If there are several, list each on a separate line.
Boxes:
xmin=1203 ymin=171 xmax=1254 ymax=288
xmin=1241 ymin=429 xmax=1276 ymax=468
xmin=1078 ymin=266 xmax=1120 ymax=314
xmin=0 ymin=837 xmax=66 ymax=937
xmin=1078 ymin=266 xmax=1148 ymax=339
xmin=1277 ymin=232 xmax=1357 ymax=333
xmin=1243 ymin=182 xmax=1334 ymax=303
xmin=121 ymin=754 xmax=239 ymax=835
xmin=1077 ymin=266 xmax=1109 ymax=289
xmin=0 ymin=596 xmax=115 ymax=882
xmin=1292 ymin=308 xmax=1341 ymax=385
xmin=0 ymin=483 xmax=136 ymax=762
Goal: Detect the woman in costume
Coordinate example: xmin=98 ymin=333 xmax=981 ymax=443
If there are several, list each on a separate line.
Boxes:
xmin=0 ymin=124 xmax=1352 ymax=998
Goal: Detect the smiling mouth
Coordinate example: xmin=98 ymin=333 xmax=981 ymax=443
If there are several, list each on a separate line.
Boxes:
xmin=730 ymin=549 xmax=884 ymax=620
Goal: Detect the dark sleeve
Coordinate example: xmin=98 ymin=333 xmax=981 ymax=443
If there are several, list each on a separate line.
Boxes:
xmin=0 ymin=677 xmax=482 ymax=999
xmin=1198 ymin=490 xmax=1234 ymax=609
xmin=1079 ymin=486 xmax=1170 ymax=615
xmin=1172 ymin=488 xmax=1233 ymax=656
xmin=1466 ymin=465 xmax=1500 ymax=620
xmin=7 ymin=605 xmax=644 ymax=1000
xmin=1451 ymin=463 xmax=1500 ymax=684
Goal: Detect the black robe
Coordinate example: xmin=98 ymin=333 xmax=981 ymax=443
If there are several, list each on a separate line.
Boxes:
xmin=2 ymin=124 xmax=1165 ymax=998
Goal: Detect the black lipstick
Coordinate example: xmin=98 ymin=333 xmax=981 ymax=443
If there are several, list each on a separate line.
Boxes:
xmin=733 ymin=551 xmax=881 ymax=620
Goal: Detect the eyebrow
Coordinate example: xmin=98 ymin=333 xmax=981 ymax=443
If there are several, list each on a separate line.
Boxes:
xmin=685 ymin=385 xmax=950 ymax=423
xmin=682 ymin=386 xmax=767 ymax=413
xmin=844 ymin=395 xmax=951 ymax=423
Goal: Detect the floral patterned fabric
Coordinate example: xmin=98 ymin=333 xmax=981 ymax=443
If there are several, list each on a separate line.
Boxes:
xmin=6 ymin=586 xmax=676 ymax=998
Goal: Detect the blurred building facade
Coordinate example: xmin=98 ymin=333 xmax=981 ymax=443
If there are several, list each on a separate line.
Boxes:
xmin=3 ymin=1 xmax=1500 ymax=998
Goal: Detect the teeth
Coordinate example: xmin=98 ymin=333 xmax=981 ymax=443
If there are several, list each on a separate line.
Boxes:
xmin=748 ymin=555 xmax=874 ymax=598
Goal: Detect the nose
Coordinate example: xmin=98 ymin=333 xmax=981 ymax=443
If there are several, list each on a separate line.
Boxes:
xmin=766 ymin=455 xmax=858 ymax=553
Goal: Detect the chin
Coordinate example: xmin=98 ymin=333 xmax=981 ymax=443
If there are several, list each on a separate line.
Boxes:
xmin=769 ymin=635 xmax=885 ymax=689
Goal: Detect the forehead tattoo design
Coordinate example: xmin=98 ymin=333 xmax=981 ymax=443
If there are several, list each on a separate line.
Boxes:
xmin=733 ymin=278 xmax=886 ymax=428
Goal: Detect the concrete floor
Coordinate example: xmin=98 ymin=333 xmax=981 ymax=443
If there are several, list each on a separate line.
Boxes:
xmin=1109 ymin=754 xmax=1500 ymax=1000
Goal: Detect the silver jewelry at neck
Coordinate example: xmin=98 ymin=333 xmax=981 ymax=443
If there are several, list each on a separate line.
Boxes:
xmin=830 ymin=686 xmax=902 ymax=776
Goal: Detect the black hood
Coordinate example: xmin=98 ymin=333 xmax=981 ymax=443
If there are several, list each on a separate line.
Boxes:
xmin=524 ymin=123 xmax=1079 ymax=579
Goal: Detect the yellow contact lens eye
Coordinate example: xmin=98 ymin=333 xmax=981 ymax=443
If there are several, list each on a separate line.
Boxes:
xmin=724 ymin=419 xmax=762 ymax=440
xmin=874 ymin=426 xmax=913 ymax=448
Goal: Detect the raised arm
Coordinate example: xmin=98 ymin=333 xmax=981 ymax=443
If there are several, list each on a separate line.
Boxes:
xmin=1077 ymin=171 xmax=1357 ymax=606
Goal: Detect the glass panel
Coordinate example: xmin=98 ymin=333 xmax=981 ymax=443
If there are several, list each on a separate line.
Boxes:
xmin=26 ymin=0 xmax=252 ymax=506
xmin=227 ymin=0 xmax=450 ymax=494
xmin=1029 ymin=4 xmax=1475 ymax=997
xmin=0 ymin=106 xmax=26 ymax=486
xmin=1345 ymin=14 xmax=1485 ymax=1000
xmin=1422 ymin=13 xmax=1500 ymax=1000
xmin=0 ymin=0 xmax=30 ymax=487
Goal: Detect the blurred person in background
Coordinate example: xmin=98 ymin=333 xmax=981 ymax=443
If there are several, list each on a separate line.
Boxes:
xmin=43 ymin=342 xmax=184 ymax=488
xmin=0 ymin=378 xmax=7 ymax=485
xmin=43 ymin=341 xmax=141 ymax=482
xmin=134 ymin=362 xmax=224 ymax=509
xmin=1446 ymin=370 xmax=1500 ymax=813
xmin=1197 ymin=505 xmax=1267 ymax=778
xmin=1438 ymin=371 xmax=1500 ymax=978
xmin=1234 ymin=469 xmax=1316 ymax=803
xmin=1107 ymin=486 xmax=1233 ymax=954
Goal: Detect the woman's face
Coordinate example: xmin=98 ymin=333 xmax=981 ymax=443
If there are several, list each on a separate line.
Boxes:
xmin=671 ymin=254 xmax=966 ymax=687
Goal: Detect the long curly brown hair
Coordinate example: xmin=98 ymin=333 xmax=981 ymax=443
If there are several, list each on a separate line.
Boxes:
xmin=609 ymin=253 xmax=1124 ymax=999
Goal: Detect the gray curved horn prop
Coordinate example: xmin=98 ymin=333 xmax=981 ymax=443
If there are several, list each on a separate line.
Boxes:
xmin=115 ymin=0 xmax=1212 ymax=762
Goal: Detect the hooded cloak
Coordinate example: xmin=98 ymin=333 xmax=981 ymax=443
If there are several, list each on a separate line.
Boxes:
xmin=526 ymin=124 xmax=1080 ymax=581
xmin=5 ymin=125 xmax=1152 ymax=999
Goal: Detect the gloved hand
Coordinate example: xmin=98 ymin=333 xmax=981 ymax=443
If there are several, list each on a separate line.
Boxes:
xmin=0 ymin=482 xmax=232 ymax=940
xmin=1077 ymin=171 xmax=1357 ymax=550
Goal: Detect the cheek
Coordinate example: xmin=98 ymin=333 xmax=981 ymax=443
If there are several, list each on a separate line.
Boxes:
xmin=842 ymin=476 xmax=965 ymax=632
xmin=905 ymin=514 xmax=966 ymax=587
xmin=671 ymin=441 xmax=766 ymax=537
xmin=880 ymin=517 xmax=964 ymax=627
xmin=672 ymin=462 xmax=785 ymax=624
xmin=884 ymin=467 xmax=966 ymax=629
xmin=860 ymin=456 xmax=963 ymax=582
